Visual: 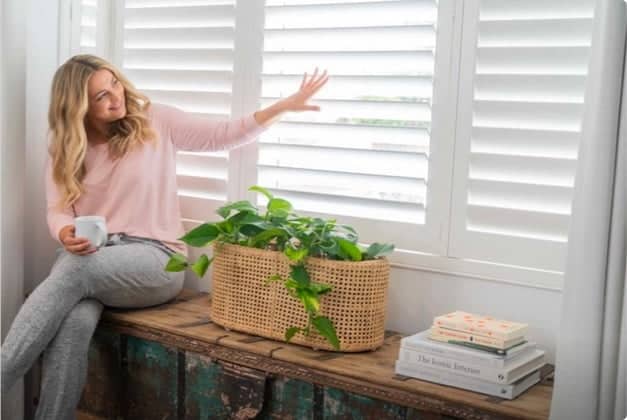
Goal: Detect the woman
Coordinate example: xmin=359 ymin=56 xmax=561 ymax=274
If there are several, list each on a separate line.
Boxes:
xmin=1 ymin=54 xmax=328 ymax=419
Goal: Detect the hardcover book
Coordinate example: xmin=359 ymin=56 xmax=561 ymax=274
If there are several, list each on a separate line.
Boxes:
xmin=431 ymin=326 xmax=526 ymax=350
xmin=434 ymin=311 xmax=528 ymax=341
xmin=395 ymin=360 xmax=542 ymax=400
xmin=401 ymin=330 xmax=536 ymax=368
xmin=398 ymin=346 xmax=545 ymax=384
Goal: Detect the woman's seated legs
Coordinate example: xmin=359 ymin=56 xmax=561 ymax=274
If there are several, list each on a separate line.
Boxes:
xmin=1 ymin=243 xmax=183 ymax=394
xmin=35 ymin=298 xmax=104 ymax=420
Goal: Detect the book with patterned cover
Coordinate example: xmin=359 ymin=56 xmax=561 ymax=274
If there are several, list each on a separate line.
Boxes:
xmin=430 ymin=326 xmax=526 ymax=350
xmin=433 ymin=311 xmax=528 ymax=341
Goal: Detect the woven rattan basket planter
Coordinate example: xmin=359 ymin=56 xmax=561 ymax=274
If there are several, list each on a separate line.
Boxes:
xmin=210 ymin=243 xmax=390 ymax=352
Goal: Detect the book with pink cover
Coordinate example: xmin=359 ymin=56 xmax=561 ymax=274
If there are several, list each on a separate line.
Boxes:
xmin=434 ymin=311 xmax=528 ymax=341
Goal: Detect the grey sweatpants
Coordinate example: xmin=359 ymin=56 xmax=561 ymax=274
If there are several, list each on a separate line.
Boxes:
xmin=1 ymin=233 xmax=185 ymax=420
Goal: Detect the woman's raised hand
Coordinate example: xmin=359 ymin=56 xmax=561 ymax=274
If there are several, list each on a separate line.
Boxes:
xmin=281 ymin=67 xmax=329 ymax=112
xmin=253 ymin=68 xmax=329 ymax=127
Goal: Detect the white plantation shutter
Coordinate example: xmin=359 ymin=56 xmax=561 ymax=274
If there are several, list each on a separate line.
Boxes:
xmin=78 ymin=0 xmax=98 ymax=54
xmin=71 ymin=0 xmax=109 ymax=57
xmin=258 ymin=0 xmax=454 ymax=252
xmin=119 ymin=0 xmax=237 ymax=222
xmin=449 ymin=0 xmax=594 ymax=272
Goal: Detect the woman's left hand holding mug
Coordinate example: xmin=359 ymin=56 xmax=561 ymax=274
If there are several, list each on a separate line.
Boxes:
xmin=59 ymin=225 xmax=97 ymax=256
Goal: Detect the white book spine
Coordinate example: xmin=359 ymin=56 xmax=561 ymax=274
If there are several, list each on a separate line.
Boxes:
xmin=399 ymin=347 xmax=541 ymax=384
xmin=401 ymin=332 xmax=536 ymax=368
xmin=402 ymin=341 xmax=509 ymax=368
xmin=395 ymin=360 xmax=541 ymax=400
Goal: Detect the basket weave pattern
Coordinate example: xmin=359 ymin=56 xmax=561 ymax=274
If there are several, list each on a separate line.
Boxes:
xmin=210 ymin=243 xmax=390 ymax=352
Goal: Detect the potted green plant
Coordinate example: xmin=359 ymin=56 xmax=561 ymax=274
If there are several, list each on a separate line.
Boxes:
xmin=165 ymin=186 xmax=394 ymax=351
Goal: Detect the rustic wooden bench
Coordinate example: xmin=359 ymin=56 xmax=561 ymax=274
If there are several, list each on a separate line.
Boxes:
xmin=76 ymin=289 xmax=554 ymax=419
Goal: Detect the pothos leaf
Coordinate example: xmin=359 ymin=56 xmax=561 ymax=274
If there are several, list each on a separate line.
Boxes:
xmin=285 ymin=326 xmax=302 ymax=342
xmin=217 ymin=200 xmax=258 ymax=219
xmin=312 ymin=316 xmax=340 ymax=350
xmin=285 ymin=246 xmax=308 ymax=262
xmin=180 ymin=223 xmax=219 ymax=247
xmin=249 ymin=185 xmax=274 ymax=201
xmin=365 ymin=242 xmax=395 ymax=259
xmin=190 ymin=254 xmax=213 ymax=278
xmin=297 ymin=288 xmax=320 ymax=313
xmin=164 ymin=253 xmax=188 ymax=272
xmin=268 ymin=198 xmax=293 ymax=214
xmin=252 ymin=228 xmax=288 ymax=246
xmin=309 ymin=282 xmax=333 ymax=295
xmin=336 ymin=238 xmax=362 ymax=261
xmin=290 ymin=265 xmax=310 ymax=287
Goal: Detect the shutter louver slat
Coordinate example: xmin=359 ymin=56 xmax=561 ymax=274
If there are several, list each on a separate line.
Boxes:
xmin=467 ymin=205 xmax=569 ymax=242
xmin=478 ymin=19 xmax=593 ymax=47
xmin=124 ymin=69 xmax=232 ymax=92
xmin=263 ymin=51 xmax=434 ymax=76
xmin=260 ymin=124 xmax=429 ymax=154
xmin=258 ymin=167 xmax=426 ymax=203
xmin=121 ymin=1 xmax=236 ymax=211
xmin=125 ymin=27 xmax=234 ymax=49
xmin=259 ymin=144 xmax=428 ymax=179
xmin=477 ymin=46 xmax=589 ymax=75
xmin=79 ymin=1 xmax=98 ymax=51
xmin=470 ymin=153 xmax=576 ymax=188
xmin=124 ymin=5 xmax=234 ymax=28
xmin=262 ymin=74 xmax=434 ymax=101
xmin=265 ymin=1 xmax=437 ymax=28
xmin=266 ymin=190 xmax=425 ymax=225
xmin=258 ymin=0 xmax=438 ymax=237
xmin=468 ymin=179 xmax=572 ymax=214
xmin=140 ymin=89 xmax=231 ymax=115
xmin=471 ymin=127 xmax=579 ymax=159
xmin=261 ymin=98 xmax=430 ymax=126
xmin=449 ymin=0 xmax=594 ymax=272
xmin=124 ymin=48 xmax=233 ymax=71
xmin=473 ymin=100 xmax=584 ymax=131
xmin=474 ymin=75 xmax=585 ymax=103
xmin=264 ymin=25 xmax=436 ymax=52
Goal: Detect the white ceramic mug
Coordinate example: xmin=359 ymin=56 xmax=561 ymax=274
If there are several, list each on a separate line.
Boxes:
xmin=74 ymin=216 xmax=108 ymax=249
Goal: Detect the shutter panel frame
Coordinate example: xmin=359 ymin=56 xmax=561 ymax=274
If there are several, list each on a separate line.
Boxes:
xmin=448 ymin=0 xmax=594 ymax=272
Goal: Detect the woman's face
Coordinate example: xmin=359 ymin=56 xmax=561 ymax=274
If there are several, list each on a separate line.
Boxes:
xmin=85 ymin=69 xmax=126 ymax=126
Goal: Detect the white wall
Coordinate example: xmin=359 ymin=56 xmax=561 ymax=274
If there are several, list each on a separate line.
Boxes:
xmin=385 ymin=267 xmax=562 ymax=362
xmin=1 ymin=0 xmax=26 ymax=418
xmin=21 ymin=1 xmax=63 ymax=418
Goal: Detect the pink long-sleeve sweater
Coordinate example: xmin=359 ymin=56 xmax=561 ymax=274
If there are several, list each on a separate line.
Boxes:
xmin=45 ymin=103 xmax=266 ymax=256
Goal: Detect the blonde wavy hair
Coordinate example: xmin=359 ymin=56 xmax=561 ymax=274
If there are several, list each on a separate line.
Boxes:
xmin=48 ymin=54 xmax=156 ymax=209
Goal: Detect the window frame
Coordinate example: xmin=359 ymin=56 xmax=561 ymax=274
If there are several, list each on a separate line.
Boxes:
xmin=60 ymin=0 xmax=574 ymax=290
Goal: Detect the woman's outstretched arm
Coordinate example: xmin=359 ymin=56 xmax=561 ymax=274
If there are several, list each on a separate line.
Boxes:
xmin=155 ymin=69 xmax=329 ymax=153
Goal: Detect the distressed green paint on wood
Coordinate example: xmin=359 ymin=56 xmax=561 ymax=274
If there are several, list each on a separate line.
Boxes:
xmin=218 ymin=362 xmax=266 ymax=418
xmin=78 ymin=328 xmax=121 ymax=419
xmin=185 ymin=353 xmax=266 ymax=419
xmin=323 ymin=386 xmax=406 ymax=420
xmin=185 ymin=352 xmax=228 ymax=419
xmin=125 ymin=336 xmax=178 ymax=419
xmin=258 ymin=377 xmax=315 ymax=420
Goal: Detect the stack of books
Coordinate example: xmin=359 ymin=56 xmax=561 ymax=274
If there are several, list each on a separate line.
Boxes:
xmin=395 ymin=311 xmax=546 ymax=400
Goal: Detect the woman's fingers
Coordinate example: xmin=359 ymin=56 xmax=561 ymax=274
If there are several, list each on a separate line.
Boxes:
xmin=64 ymin=236 xmax=94 ymax=255
xmin=311 ymin=74 xmax=329 ymax=94
xmin=76 ymin=248 xmax=97 ymax=256
xmin=300 ymin=72 xmax=308 ymax=90
xmin=310 ymin=67 xmax=319 ymax=85
xmin=302 ymin=68 xmax=327 ymax=90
